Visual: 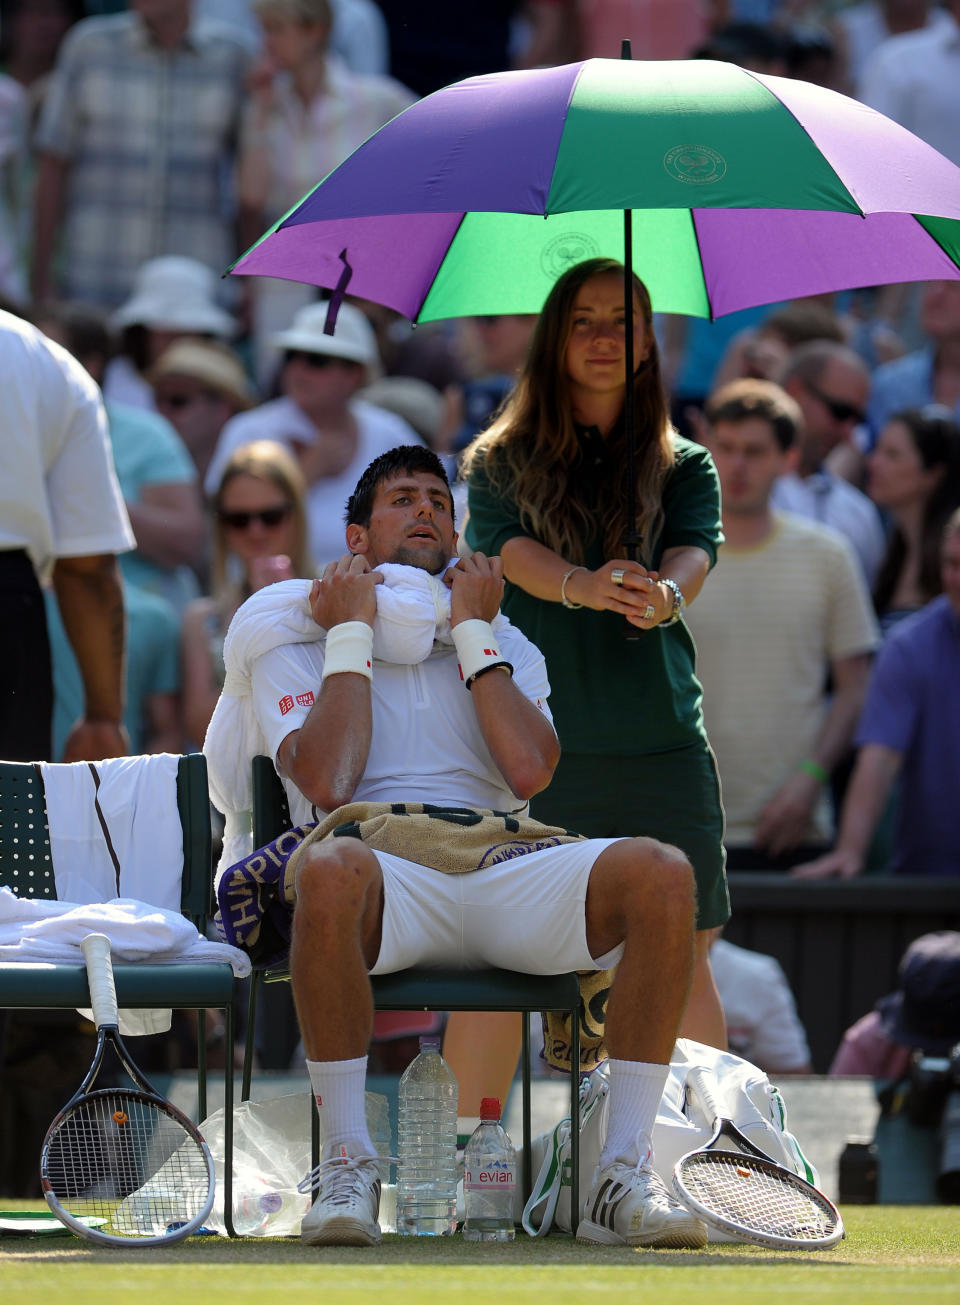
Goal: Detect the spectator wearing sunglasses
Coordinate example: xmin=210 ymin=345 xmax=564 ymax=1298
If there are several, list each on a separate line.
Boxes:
xmin=204 ymin=300 xmax=422 ymax=570
xmin=773 ymin=339 xmax=886 ymax=586
xmin=182 ymin=439 xmax=311 ymax=748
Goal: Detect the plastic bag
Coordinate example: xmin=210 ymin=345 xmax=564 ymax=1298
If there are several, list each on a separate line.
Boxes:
xmin=200 ymin=1090 xmax=391 ymax=1237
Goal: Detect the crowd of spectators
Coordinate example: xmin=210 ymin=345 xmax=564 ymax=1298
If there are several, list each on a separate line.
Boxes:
xmin=1 ymin=0 xmax=960 ymax=1193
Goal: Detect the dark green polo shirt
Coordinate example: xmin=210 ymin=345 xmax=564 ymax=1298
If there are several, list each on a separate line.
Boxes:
xmin=465 ymin=431 xmax=723 ymax=755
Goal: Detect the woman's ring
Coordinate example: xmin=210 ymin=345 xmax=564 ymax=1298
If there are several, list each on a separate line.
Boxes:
xmin=611 ymin=568 xmax=625 ymax=586
xmin=643 ymin=604 xmax=656 ymax=620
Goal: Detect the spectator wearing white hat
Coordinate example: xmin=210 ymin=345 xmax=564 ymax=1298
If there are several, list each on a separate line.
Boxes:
xmin=205 ymin=300 xmax=422 ymax=568
xmin=103 ymin=256 xmax=239 ymax=413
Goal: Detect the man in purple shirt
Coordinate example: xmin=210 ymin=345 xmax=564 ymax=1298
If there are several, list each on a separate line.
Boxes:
xmin=794 ymin=508 xmax=960 ymax=879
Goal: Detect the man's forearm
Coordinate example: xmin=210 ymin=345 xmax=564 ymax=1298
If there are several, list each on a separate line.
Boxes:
xmin=812 ymin=655 xmax=872 ymax=775
xmin=280 ymin=675 xmax=373 ymax=812
xmin=469 ymin=670 xmax=559 ymax=800
xmin=52 ymin=554 xmax=125 ymax=721
xmin=834 ymin=744 xmax=902 ymax=863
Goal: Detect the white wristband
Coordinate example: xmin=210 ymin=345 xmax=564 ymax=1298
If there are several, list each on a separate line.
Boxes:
xmin=451 ymin=619 xmax=513 ymax=690
xmin=321 ymin=620 xmax=374 ymax=682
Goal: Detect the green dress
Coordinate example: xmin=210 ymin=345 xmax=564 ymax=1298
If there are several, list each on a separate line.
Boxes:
xmin=466 ymin=428 xmax=730 ymax=928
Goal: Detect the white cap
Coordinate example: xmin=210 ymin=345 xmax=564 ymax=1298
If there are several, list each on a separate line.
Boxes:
xmin=271 ymin=300 xmax=380 ymax=367
xmin=111 ymin=256 xmax=236 ymax=336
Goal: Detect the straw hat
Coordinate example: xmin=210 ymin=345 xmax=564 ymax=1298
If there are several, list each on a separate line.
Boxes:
xmin=149 ymin=339 xmax=256 ymax=410
xmin=111 ymin=257 xmax=236 ymax=336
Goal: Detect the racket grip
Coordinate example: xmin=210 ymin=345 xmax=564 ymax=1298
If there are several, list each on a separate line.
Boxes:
xmin=81 ymin=932 xmax=120 ymax=1030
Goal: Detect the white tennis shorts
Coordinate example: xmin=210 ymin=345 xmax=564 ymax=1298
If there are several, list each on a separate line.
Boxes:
xmin=369 ymin=837 xmax=625 ymax=976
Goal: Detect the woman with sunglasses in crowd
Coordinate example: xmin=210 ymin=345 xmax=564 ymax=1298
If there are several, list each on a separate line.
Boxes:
xmin=452 ymin=258 xmax=730 ymax=1121
xmin=867 ymin=405 xmax=960 ymax=636
xmin=181 ymin=440 xmax=312 ymax=748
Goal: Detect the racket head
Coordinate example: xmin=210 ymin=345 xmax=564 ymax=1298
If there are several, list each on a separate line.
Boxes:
xmin=673 ymin=1147 xmax=844 ymax=1250
xmin=41 ymin=1087 xmax=214 ymax=1247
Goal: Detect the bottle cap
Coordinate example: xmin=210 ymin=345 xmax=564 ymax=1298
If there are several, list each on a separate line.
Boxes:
xmin=419 ymin=1036 xmax=441 ymax=1052
xmin=480 ymin=1097 xmax=501 ymax=1120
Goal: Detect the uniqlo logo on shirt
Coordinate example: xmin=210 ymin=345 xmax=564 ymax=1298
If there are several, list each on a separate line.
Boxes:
xmin=278 ymin=694 xmax=294 ymax=715
xmin=484 ymin=647 xmax=498 ymax=657
xmin=296 ymin=691 xmax=315 ymax=708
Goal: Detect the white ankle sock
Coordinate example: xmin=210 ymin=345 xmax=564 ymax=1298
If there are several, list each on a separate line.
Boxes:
xmin=599 ymin=1059 xmax=670 ymax=1169
xmin=306 ymin=1055 xmax=375 ymax=1157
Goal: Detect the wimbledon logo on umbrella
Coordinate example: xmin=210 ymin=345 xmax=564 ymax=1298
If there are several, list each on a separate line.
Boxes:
xmin=663 ymin=145 xmax=727 ymax=185
xmin=540 ymin=232 xmax=601 ymax=280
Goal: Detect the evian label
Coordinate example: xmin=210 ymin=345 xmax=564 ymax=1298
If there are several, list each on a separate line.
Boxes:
xmin=464 ymin=1162 xmax=516 ymax=1191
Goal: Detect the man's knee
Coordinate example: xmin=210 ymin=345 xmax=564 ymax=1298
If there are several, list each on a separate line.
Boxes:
xmin=601 ymin=836 xmax=697 ymax=920
xmin=294 ymin=839 xmax=381 ymax=921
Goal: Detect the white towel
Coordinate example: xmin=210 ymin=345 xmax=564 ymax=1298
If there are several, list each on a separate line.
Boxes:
xmin=39 ymin=754 xmax=183 ymax=909
xmin=0 ymin=887 xmax=250 ymax=1035
xmin=204 ymin=566 xmax=510 ymax=876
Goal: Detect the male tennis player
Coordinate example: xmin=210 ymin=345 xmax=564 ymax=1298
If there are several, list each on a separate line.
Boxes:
xmin=246 ymin=445 xmax=706 ymax=1249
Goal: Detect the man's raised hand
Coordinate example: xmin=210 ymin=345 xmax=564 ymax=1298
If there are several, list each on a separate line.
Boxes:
xmin=445 ymin=551 xmax=505 ymax=626
xmin=309 ymin=553 xmax=383 ymax=630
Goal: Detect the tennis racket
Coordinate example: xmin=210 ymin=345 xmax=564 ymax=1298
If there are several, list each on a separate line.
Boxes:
xmin=672 ymin=1065 xmax=844 ymax=1250
xmin=40 ymin=933 xmax=215 ymax=1246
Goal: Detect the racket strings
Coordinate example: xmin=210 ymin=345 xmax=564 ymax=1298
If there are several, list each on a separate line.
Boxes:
xmin=679 ymin=1152 xmax=837 ymax=1242
xmin=44 ymin=1091 xmax=210 ymax=1238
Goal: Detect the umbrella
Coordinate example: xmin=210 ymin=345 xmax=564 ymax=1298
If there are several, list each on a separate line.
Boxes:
xmin=230 ymin=56 xmax=960 ymax=321
xmin=229 ymin=56 xmax=960 ymax=551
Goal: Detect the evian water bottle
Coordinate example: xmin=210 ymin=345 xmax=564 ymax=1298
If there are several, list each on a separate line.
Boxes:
xmin=462 ymin=1097 xmax=517 ymax=1242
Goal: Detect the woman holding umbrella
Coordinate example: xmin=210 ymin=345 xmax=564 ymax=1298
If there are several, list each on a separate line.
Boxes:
xmin=456 ymin=258 xmax=728 ymax=1101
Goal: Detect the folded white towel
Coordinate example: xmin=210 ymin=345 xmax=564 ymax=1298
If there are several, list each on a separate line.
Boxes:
xmin=0 ymin=887 xmax=250 ymax=1035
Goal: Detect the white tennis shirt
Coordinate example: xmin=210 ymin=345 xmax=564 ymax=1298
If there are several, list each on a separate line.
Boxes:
xmin=251 ymin=625 xmax=554 ymax=828
xmin=0 ymin=309 xmax=134 ymax=578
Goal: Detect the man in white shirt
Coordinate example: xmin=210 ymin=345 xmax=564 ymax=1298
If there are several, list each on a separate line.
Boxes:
xmin=246 ymin=445 xmax=707 ymax=1251
xmin=774 ymin=340 xmax=887 ymax=587
xmin=859 ymin=0 xmax=960 ymax=166
xmin=0 ymin=310 xmax=134 ymax=762
xmin=687 ymin=379 xmax=880 ymax=869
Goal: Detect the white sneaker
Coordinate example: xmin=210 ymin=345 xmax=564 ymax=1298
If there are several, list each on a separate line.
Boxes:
xmin=299 ymin=1147 xmax=384 ymax=1247
xmin=576 ymin=1155 xmax=708 ymax=1249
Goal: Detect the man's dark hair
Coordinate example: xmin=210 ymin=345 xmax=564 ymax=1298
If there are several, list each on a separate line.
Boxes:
xmin=704 ymin=378 xmax=802 ymax=452
xmin=345 ymin=445 xmax=454 ymax=527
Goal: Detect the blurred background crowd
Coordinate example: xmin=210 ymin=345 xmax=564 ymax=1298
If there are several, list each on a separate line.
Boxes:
xmin=1 ymin=0 xmax=959 ymax=1194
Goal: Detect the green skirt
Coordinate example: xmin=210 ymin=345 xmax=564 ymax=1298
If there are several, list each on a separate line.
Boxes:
xmin=530 ymin=744 xmax=730 ymax=930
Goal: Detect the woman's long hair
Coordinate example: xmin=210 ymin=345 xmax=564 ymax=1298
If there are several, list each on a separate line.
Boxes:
xmin=461 ymin=258 xmax=675 ymax=565
xmin=210 ymin=440 xmax=311 ymax=611
xmin=873 ymin=407 xmax=960 ymax=615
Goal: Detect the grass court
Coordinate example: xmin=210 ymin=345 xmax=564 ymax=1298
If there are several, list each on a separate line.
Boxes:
xmin=2 ymin=1204 xmax=957 ymax=1304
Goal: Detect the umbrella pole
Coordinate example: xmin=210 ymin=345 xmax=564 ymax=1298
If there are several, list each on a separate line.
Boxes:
xmin=623 ymin=209 xmax=638 ymax=565
xmin=619 ymin=39 xmax=639 ymax=570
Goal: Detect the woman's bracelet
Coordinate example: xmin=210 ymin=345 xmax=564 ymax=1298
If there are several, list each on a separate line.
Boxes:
xmin=799 ymin=758 xmax=829 ymax=785
xmin=321 ymin=621 xmax=374 ymax=682
xmin=560 ymin=566 xmax=586 ymax=609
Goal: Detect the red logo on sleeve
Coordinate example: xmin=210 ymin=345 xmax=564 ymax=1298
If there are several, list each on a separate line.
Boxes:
xmin=296 ymin=691 xmax=315 ymax=708
xmin=278 ymin=694 xmax=294 ymax=715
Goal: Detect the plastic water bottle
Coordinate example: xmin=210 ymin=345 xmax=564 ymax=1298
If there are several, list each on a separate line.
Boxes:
xmin=462 ymin=1097 xmax=517 ymax=1242
xmin=396 ymin=1036 xmax=458 ymax=1236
